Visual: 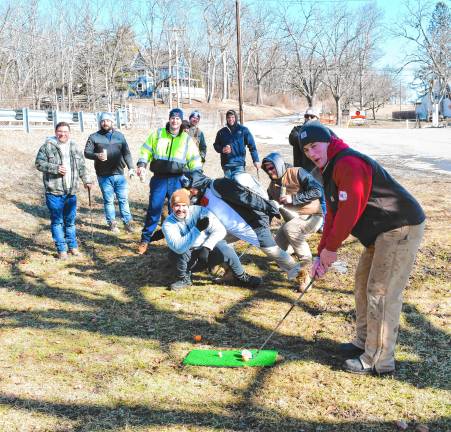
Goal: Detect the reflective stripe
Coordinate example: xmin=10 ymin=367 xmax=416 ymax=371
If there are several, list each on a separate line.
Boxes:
xmin=142 ymin=143 xmax=152 ymax=152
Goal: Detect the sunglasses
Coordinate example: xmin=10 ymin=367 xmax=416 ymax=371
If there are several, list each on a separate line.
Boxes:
xmin=304 ymin=115 xmax=316 ymax=120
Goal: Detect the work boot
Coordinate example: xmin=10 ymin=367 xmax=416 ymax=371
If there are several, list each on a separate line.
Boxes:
xmin=138 ymin=242 xmax=149 ymax=255
xmin=338 ymin=342 xmax=365 ymax=358
xmin=169 ymin=276 xmax=192 ymax=291
xmin=296 ymin=268 xmax=311 ymax=292
xmin=124 ymin=221 xmax=135 ymax=233
xmin=69 ymin=248 xmax=81 ymax=256
xmin=343 ymin=358 xmax=373 ymax=375
xmin=109 ymin=220 xmax=120 ymax=233
xmin=58 ymin=251 xmax=68 ymax=260
xmin=234 ymin=272 xmax=261 ymax=288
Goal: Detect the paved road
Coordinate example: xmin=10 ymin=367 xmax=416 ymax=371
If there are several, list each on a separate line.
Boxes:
xmin=246 ymin=116 xmax=451 ymax=176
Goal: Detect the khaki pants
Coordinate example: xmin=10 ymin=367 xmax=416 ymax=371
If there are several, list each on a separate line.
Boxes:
xmin=275 ymin=215 xmax=323 ymax=261
xmin=352 ymin=222 xmax=425 ymax=373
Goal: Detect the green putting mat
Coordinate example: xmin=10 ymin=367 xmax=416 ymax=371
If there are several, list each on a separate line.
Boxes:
xmin=183 ymin=349 xmax=278 ymax=367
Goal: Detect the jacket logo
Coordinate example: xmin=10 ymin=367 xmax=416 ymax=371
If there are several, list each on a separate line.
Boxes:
xmin=300 ymin=131 xmax=307 ymax=139
xmin=339 ymin=191 xmax=348 ymax=201
xmin=330 ymin=196 xmax=335 ymax=202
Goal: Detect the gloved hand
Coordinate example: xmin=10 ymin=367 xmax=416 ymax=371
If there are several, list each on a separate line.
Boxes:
xmin=197 ymin=246 xmax=210 ymax=267
xmin=196 ymin=217 xmax=209 ymax=231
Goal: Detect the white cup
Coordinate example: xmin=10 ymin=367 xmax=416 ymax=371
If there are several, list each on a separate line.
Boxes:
xmin=103 ymin=149 xmax=107 ymax=160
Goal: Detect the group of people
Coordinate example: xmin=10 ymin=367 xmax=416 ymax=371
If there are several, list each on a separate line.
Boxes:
xmin=35 ymin=106 xmax=425 ymax=376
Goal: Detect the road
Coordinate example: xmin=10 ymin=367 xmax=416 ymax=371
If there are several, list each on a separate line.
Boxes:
xmin=246 ymin=116 xmax=451 ymax=176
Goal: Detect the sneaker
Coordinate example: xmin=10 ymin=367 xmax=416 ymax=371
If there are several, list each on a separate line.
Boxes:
xmin=138 ymin=242 xmax=148 ymax=255
xmin=234 ymin=272 xmax=261 ymax=288
xmin=58 ymin=251 xmax=68 ymax=260
xmin=69 ymin=248 xmax=81 ymax=256
xmin=109 ymin=221 xmax=120 ymax=233
xmin=338 ymin=342 xmax=365 ymax=358
xmin=124 ymin=221 xmax=135 ymax=233
xmin=169 ymin=276 xmax=192 ymax=291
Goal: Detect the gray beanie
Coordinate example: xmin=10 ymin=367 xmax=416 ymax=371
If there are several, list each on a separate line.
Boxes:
xmin=99 ymin=112 xmax=114 ymax=122
xmin=299 ymin=121 xmax=331 ymax=147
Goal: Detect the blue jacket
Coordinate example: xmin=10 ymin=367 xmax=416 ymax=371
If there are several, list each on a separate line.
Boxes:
xmin=213 ymin=123 xmax=259 ymax=169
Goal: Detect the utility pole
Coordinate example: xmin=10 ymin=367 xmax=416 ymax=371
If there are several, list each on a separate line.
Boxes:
xmin=235 ymin=0 xmax=244 ymax=123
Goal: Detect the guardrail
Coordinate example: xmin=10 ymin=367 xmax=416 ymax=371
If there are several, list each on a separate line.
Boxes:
xmin=0 ymin=108 xmax=128 ymax=133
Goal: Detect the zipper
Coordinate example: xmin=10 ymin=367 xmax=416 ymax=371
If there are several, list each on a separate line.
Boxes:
xmin=53 ymin=142 xmax=68 ymax=195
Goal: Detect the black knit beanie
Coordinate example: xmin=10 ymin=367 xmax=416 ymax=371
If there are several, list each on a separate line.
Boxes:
xmin=299 ymin=121 xmax=331 ymax=147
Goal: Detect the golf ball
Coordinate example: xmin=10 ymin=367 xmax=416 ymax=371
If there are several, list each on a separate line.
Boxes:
xmin=241 ymin=349 xmax=252 ymax=361
xmin=218 ymin=352 xmax=223 ymax=358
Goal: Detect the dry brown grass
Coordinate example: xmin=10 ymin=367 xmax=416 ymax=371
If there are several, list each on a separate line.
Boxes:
xmin=0 ymin=126 xmax=450 ymax=432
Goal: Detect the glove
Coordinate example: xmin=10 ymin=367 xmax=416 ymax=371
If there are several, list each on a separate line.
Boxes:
xmin=195 ymin=246 xmax=210 ymax=269
xmin=129 ymin=169 xmax=136 ymax=178
xmin=180 ymin=175 xmax=191 ymax=188
xmin=196 ymin=217 xmax=209 ymax=231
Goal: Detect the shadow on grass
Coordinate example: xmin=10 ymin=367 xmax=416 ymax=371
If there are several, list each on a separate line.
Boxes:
xmin=1 ymin=201 xmax=450 ymax=431
xmin=0 ymin=393 xmax=447 ymax=432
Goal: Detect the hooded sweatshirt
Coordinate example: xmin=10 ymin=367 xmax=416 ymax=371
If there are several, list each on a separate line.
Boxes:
xmin=318 ymin=137 xmax=425 ymax=253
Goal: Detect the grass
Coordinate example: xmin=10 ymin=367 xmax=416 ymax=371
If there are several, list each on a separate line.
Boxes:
xmin=0 ymin=129 xmax=450 ymax=431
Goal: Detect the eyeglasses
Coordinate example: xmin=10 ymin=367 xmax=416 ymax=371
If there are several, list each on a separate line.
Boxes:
xmin=304 ymin=115 xmax=316 ymax=120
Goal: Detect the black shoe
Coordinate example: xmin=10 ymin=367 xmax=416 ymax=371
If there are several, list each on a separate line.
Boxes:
xmin=343 ymin=358 xmax=394 ymax=376
xmin=234 ymin=272 xmax=261 ymax=288
xmin=338 ymin=342 xmax=365 ymax=357
xmin=169 ymin=277 xmax=192 ymax=291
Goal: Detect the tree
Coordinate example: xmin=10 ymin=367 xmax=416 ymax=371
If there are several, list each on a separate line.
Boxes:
xmin=280 ymin=4 xmax=324 ymax=108
xmin=396 ymin=1 xmax=451 ymax=124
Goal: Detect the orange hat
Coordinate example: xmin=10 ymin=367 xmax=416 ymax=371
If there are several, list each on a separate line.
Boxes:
xmin=170 ymin=189 xmax=191 ymax=207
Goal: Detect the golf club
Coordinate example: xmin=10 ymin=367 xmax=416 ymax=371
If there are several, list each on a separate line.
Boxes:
xmin=255 ymin=277 xmax=315 ymax=355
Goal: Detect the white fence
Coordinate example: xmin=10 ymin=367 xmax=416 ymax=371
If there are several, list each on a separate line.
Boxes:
xmin=0 ymin=108 xmax=128 ymax=133
xmin=128 ymin=106 xmax=221 ymax=130
xmin=0 ymin=105 xmax=221 ymax=132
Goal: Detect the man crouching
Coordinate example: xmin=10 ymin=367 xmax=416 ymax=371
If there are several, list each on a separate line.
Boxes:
xmin=162 ymin=189 xmax=261 ymax=291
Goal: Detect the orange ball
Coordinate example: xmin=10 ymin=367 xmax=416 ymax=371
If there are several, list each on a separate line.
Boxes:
xmin=194 ymin=335 xmax=202 ymax=342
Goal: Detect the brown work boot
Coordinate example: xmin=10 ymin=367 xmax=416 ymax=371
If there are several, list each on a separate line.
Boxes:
xmin=109 ymin=220 xmax=120 ymax=233
xmin=58 ymin=251 xmax=68 ymax=260
xmin=138 ymin=242 xmax=148 ymax=255
xmin=69 ymin=248 xmax=81 ymax=256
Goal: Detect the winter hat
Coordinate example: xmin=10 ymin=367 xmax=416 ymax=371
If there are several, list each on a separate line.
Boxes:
xmin=170 ymin=189 xmax=191 ymax=207
xmin=226 ymin=109 xmax=237 ymax=118
xmin=99 ymin=112 xmax=114 ymax=122
xmin=169 ymin=108 xmax=183 ymax=120
xmin=189 ymin=110 xmax=201 ymax=120
xmin=304 ymin=107 xmax=319 ymax=118
xmin=299 ymin=121 xmax=331 ymax=147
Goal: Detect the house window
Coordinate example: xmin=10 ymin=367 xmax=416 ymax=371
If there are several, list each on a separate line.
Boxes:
xmin=137 ymin=83 xmax=144 ymax=91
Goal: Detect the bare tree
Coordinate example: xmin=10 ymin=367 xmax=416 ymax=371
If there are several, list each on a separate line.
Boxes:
xmin=245 ymin=4 xmax=282 ymax=105
xmin=280 ymin=4 xmax=324 ymax=108
xmin=317 ymin=5 xmax=360 ymax=125
xmin=395 ymin=0 xmax=450 ymax=124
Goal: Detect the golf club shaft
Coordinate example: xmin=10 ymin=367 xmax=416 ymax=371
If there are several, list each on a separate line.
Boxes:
xmin=256 ymin=278 xmax=315 ymax=354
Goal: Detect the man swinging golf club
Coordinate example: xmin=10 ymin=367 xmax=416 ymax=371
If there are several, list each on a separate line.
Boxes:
xmin=300 ymin=122 xmax=425 ymax=376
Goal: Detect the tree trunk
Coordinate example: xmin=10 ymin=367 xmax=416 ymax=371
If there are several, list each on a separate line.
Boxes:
xmin=221 ymin=50 xmax=227 ymax=101
xmin=335 ymin=96 xmax=342 ymax=126
xmin=256 ymin=80 xmax=263 ymax=105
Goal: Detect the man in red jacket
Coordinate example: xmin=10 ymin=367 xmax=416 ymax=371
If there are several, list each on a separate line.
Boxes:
xmin=300 ymin=121 xmax=425 ymax=375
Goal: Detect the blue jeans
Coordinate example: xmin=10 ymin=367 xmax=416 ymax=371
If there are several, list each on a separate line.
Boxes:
xmin=170 ymin=240 xmax=244 ymax=279
xmin=97 ymin=175 xmax=132 ymax=224
xmin=223 ymin=165 xmax=245 ymax=179
xmin=46 ymin=193 xmax=78 ymax=252
xmin=141 ymin=175 xmax=182 ymax=243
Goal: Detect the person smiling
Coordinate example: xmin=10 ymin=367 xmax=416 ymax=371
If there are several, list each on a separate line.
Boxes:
xmin=136 ymin=108 xmax=202 ymax=255
xmin=162 ymin=189 xmax=260 ymax=290
xmin=35 ymin=122 xmax=92 ymax=259
xmin=300 ymin=121 xmax=425 ymax=376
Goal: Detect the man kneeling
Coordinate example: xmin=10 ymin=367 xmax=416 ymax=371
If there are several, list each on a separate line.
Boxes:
xmin=162 ymin=189 xmax=261 ymax=291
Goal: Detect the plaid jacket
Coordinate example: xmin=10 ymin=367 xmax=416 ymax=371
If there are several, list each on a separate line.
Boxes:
xmin=35 ymin=136 xmax=90 ymax=195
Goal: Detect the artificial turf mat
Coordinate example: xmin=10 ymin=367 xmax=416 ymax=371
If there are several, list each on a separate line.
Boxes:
xmin=183 ymin=349 xmax=278 ymax=367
